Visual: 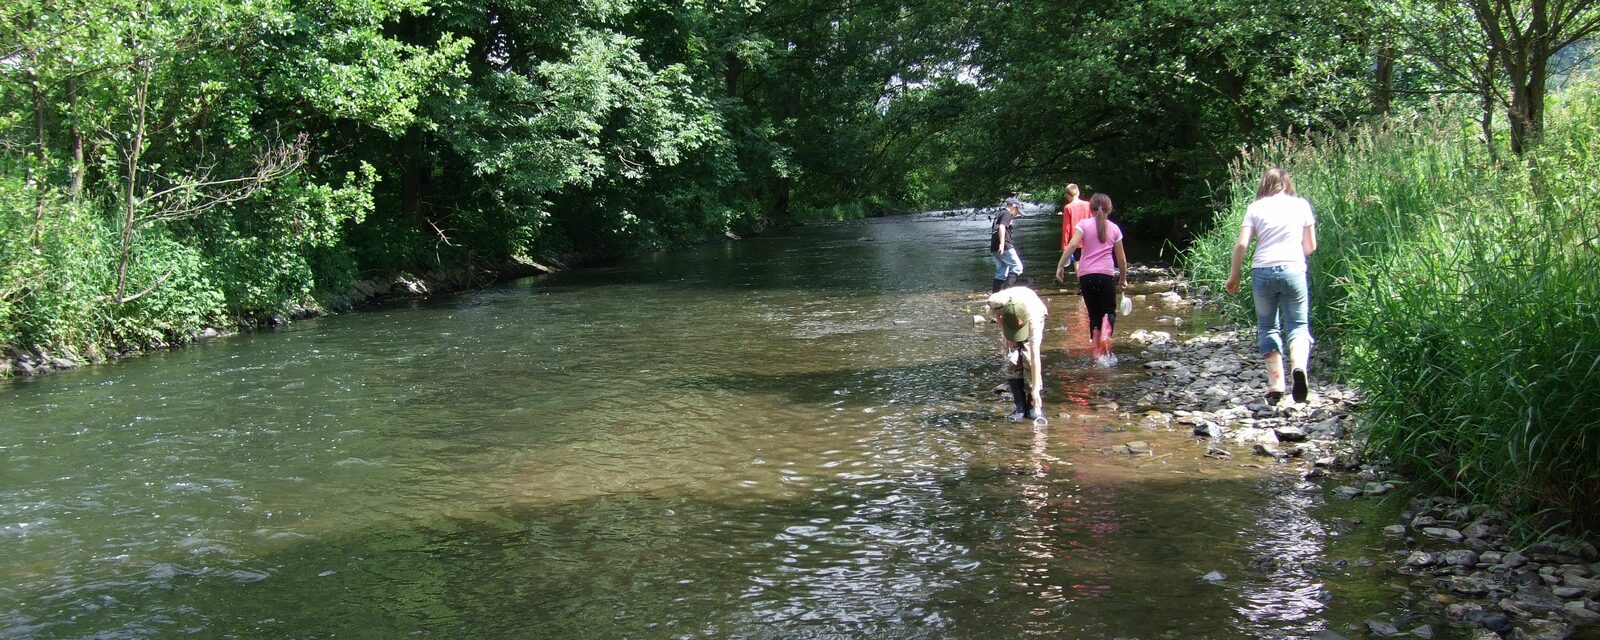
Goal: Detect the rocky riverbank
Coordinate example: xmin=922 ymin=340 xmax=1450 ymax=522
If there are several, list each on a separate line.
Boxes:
xmin=1117 ymin=265 xmax=1600 ymax=640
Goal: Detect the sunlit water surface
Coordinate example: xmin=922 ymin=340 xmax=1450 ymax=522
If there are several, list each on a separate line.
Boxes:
xmin=4 ymin=214 xmax=1414 ymax=638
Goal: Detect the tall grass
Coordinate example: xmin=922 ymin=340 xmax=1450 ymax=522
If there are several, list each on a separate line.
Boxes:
xmin=1186 ymin=82 xmax=1600 ymax=528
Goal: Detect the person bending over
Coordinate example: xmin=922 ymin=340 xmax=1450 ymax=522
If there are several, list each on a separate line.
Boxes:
xmin=988 ymin=277 xmax=1048 ymax=424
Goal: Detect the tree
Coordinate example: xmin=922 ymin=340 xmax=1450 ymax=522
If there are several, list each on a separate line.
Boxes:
xmin=1469 ymin=0 xmax=1600 ymax=154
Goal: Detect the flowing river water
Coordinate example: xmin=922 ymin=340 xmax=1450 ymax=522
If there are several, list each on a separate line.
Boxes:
xmin=3 ymin=213 xmax=1422 ymax=638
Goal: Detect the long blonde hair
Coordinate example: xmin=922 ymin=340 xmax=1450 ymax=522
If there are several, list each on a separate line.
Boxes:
xmin=1089 ymin=193 xmax=1113 ymax=243
xmin=1256 ymin=167 xmax=1296 ymax=200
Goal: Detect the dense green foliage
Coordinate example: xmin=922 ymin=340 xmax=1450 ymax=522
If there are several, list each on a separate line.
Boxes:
xmin=1186 ymin=82 xmax=1600 ymax=527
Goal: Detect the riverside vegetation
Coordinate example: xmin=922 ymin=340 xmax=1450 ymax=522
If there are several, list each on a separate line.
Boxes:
xmin=1186 ymin=78 xmax=1600 ymax=534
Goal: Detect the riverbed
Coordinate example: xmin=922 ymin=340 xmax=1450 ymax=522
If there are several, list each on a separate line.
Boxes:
xmin=2 ymin=212 xmax=1421 ymax=638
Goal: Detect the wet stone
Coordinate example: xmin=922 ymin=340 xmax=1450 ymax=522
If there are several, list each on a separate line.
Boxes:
xmin=1463 ymin=523 xmax=1493 ymax=539
xmin=1273 ymin=426 xmax=1307 ymax=442
xmin=1450 ymin=575 xmax=1494 ymax=596
xmin=1385 ymin=525 xmax=1408 ymax=537
xmin=1365 ymin=482 xmax=1395 ymax=496
xmin=1405 ymin=551 xmax=1437 ymax=568
xmin=1565 ymin=600 xmax=1600 ymax=625
xmin=1424 ymin=527 xmax=1465 ymax=543
xmin=1139 ymin=412 xmax=1173 ymax=429
xmin=1513 ymin=590 xmax=1567 ymax=613
xmin=1253 ymin=443 xmax=1285 ymax=459
xmin=1521 ymin=618 xmax=1574 ymax=639
xmin=1448 ymin=602 xmax=1485 ymax=620
xmin=1366 ymin=620 xmax=1400 ymax=637
xmin=1445 ymin=550 xmax=1481 ymax=567
xmin=1412 ymin=515 xmax=1438 ymax=529
xmin=1333 ymin=486 xmax=1363 ymax=499
xmin=1553 ymin=587 xmax=1588 ymax=599
xmin=1504 ymin=552 xmax=1531 ymax=569
xmin=1479 ymin=613 xmax=1513 ymax=633
xmin=1408 ymin=624 xmax=1435 ymax=639
xmin=1193 ymin=421 xmax=1225 ymax=438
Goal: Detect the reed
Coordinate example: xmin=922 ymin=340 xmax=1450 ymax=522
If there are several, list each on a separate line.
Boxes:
xmin=1185 ymin=81 xmax=1600 ymax=528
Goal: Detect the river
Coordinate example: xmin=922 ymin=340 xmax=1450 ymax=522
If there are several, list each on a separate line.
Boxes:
xmin=3 ymin=212 xmax=1415 ymax=638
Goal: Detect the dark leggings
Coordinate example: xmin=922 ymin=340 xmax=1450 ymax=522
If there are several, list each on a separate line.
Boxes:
xmin=1079 ymin=274 xmax=1117 ymax=334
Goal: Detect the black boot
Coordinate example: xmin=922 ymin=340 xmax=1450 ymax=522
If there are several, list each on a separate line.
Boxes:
xmin=1006 ymin=379 xmax=1027 ymax=420
xmin=992 ymin=278 xmax=1007 ymax=293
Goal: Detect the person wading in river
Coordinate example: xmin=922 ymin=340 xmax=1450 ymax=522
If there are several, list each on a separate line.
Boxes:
xmin=1225 ymin=167 xmax=1317 ymax=404
xmin=990 ymin=195 xmax=1026 ymax=292
xmin=1061 ymin=184 xmax=1093 ymax=270
xmin=1055 ymin=193 xmax=1128 ymax=367
xmin=987 ymin=277 xmax=1048 ymax=424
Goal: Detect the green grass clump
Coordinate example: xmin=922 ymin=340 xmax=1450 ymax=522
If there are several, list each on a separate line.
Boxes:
xmin=1186 ymin=82 xmax=1600 ymax=529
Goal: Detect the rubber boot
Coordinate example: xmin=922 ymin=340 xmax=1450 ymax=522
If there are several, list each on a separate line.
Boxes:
xmin=1003 ymin=274 xmax=1018 ymax=289
xmin=1288 ymin=337 xmax=1311 ymax=403
xmin=992 ymin=278 xmax=1008 ymax=293
xmin=1006 ymin=379 xmax=1028 ymax=421
xmin=1264 ymin=351 xmax=1285 ymax=404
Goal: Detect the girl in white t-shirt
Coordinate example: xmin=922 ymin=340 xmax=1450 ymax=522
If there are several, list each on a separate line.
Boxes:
xmin=1225 ymin=168 xmax=1317 ymax=404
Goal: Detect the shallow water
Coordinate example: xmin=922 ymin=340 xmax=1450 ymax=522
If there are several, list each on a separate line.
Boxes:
xmin=3 ymin=213 xmax=1420 ymax=638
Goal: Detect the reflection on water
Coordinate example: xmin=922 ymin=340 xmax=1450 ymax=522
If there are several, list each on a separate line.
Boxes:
xmin=3 ymin=214 xmax=1409 ymax=638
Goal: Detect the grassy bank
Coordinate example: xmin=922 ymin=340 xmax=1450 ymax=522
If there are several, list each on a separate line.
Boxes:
xmin=1185 ymin=81 xmax=1600 ymax=530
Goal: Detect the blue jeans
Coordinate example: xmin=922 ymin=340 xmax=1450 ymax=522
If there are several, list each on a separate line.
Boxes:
xmin=1251 ymin=265 xmax=1312 ymax=356
xmin=992 ymin=248 xmax=1024 ymax=280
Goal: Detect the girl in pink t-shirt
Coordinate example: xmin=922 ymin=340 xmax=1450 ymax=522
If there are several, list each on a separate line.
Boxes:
xmin=1055 ymin=193 xmax=1128 ymax=365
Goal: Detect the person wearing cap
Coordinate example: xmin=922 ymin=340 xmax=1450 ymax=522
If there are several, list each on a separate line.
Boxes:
xmin=1061 ymin=184 xmax=1093 ymax=269
xmin=1225 ymin=167 xmax=1317 ymax=404
xmin=989 ymin=195 xmax=1026 ymax=292
xmin=987 ymin=277 xmax=1048 ymax=422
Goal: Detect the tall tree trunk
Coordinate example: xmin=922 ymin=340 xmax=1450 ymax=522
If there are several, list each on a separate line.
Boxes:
xmin=68 ymin=76 xmax=84 ymax=203
xmin=1373 ymin=31 xmax=1395 ymax=116
xmin=30 ymin=56 xmax=48 ymax=250
xmin=117 ymin=60 xmax=150 ymax=304
xmin=1481 ymin=56 xmax=1498 ymax=164
xmin=725 ymin=52 xmax=744 ymax=97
